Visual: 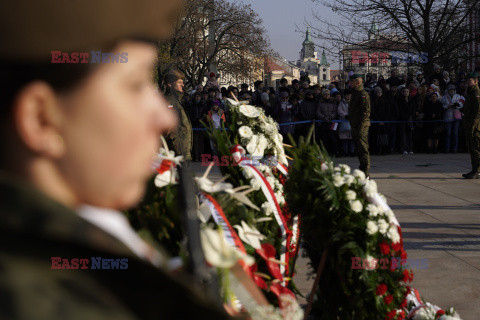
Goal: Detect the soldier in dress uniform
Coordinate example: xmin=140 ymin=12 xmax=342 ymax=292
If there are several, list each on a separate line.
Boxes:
xmin=348 ymin=74 xmax=371 ymax=177
xmin=462 ymin=72 xmax=480 ymax=179
xmin=0 ymin=1 xmax=229 ymax=319
xmin=164 ymin=69 xmax=193 ymax=161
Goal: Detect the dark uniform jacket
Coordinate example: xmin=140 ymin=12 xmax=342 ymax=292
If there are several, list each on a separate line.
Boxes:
xmin=349 ymin=85 xmax=371 ymax=128
xmin=165 ymin=90 xmax=193 ymax=161
xmin=0 ymin=172 xmax=228 ymax=320
xmin=463 ymin=84 xmax=480 ymax=132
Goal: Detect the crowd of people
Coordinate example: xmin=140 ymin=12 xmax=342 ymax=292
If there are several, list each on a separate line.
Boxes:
xmin=178 ymin=65 xmax=479 ymax=161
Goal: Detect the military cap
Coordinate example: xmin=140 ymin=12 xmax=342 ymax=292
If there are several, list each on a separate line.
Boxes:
xmin=466 ymin=72 xmax=479 ymax=79
xmin=0 ymin=0 xmax=183 ymax=61
xmin=350 ymin=74 xmax=364 ymax=80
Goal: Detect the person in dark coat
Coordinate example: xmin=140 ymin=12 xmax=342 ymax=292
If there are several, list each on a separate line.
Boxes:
xmin=316 ymin=89 xmax=339 ymax=156
xmin=372 ymin=87 xmax=391 ymax=155
xmin=462 ymin=73 xmax=480 ymax=179
xmin=386 ymin=69 xmax=401 ymax=87
xmin=0 ymin=1 xmax=229 ymax=319
xmin=397 ymin=87 xmax=418 ymax=154
xmin=297 ymin=90 xmax=317 ymax=139
xmin=382 ymin=85 xmax=399 ymax=154
xmin=423 ymin=92 xmax=444 ymax=153
xmin=188 ymin=92 xmax=208 ymax=161
xmin=274 ymin=91 xmax=295 ymax=140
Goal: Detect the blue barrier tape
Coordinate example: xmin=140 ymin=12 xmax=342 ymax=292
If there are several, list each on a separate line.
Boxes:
xmin=192 ymin=119 xmax=460 ymax=130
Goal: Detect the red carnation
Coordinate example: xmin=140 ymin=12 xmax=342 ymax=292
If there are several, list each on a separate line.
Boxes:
xmin=376 ymin=283 xmax=388 ymax=296
xmin=385 ymin=309 xmax=396 ymax=320
xmin=392 ymin=242 xmax=402 ymax=253
xmin=384 ymin=294 xmax=393 ymax=305
xmin=400 ymin=248 xmax=407 ymax=260
xmin=402 ymin=270 xmax=414 ymax=283
xmin=380 ymin=242 xmax=391 ymax=255
xmin=397 ymin=310 xmax=406 ymax=319
xmin=436 ymin=310 xmax=446 ymax=318
xmin=400 ymin=298 xmax=407 ymax=308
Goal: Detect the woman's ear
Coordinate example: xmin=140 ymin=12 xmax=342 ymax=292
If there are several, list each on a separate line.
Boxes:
xmin=13 ymin=81 xmax=66 ymax=158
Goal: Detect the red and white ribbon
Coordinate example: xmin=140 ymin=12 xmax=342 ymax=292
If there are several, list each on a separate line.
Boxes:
xmin=277 ymin=162 xmax=289 ymax=176
xmin=230 ymin=145 xmax=291 ymax=279
xmin=202 ymin=193 xmax=246 ymax=254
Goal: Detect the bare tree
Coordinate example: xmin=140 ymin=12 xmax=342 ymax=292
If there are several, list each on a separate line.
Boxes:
xmin=307 ymin=0 xmax=480 ymax=76
xmin=157 ymin=0 xmax=270 ymax=90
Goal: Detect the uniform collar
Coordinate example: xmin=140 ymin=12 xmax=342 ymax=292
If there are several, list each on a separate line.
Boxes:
xmin=355 ymin=84 xmax=364 ymax=91
xmin=0 ymin=171 xmax=137 ymax=258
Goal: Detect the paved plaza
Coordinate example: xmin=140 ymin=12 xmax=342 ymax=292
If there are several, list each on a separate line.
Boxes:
xmin=192 ymin=152 xmax=480 ymax=319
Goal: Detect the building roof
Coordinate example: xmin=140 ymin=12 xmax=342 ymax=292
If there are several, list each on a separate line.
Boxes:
xmin=368 ymin=18 xmax=378 ymax=38
xmin=303 ymin=28 xmax=314 ymax=45
xmin=342 ymin=36 xmax=411 ymax=52
xmin=320 ymin=50 xmax=330 ymax=66
xmin=264 ymin=57 xmax=294 ymax=77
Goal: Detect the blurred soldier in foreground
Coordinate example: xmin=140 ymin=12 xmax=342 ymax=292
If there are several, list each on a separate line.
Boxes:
xmin=348 ymin=74 xmax=371 ymax=177
xmin=462 ymin=73 xmax=480 ymax=179
xmin=0 ymin=0 xmax=228 ymax=319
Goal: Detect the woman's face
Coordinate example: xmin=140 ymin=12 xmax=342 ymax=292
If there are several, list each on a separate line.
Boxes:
xmin=431 ymin=94 xmax=438 ymax=102
xmin=55 ymin=41 xmax=176 ymax=208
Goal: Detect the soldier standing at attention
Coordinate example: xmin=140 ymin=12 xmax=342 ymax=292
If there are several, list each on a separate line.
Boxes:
xmin=348 ymin=74 xmax=371 ymax=177
xmin=165 ymin=69 xmax=193 ymax=161
xmin=462 ymin=73 xmax=480 ymax=179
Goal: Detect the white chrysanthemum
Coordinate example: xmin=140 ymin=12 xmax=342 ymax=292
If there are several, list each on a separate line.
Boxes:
xmin=366 ymin=204 xmax=380 ymax=217
xmin=332 ymin=174 xmax=345 ymax=187
xmin=345 ymin=190 xmax=357 ymax=201
xmin=384 ymin=209 xmax=395 ymax=222
xmin=387 ymin=225 xmax=400 ymax=243
xmin=277 ymin=133 xmax=283 ymax=142
xmin=264 ymin=122 xmax=277 ymax=136
xmin=261 ymin=202 xmax=273 ymax=216
xmin=250 ymin=179 xmax=261 ymax=191
xmin=239 ymin=104 xmax=261 ymax=118
xmin=238 ymin=126 xmax=253 ymax=139
xmin=364 ymin=180 xmax=378 ymax=196
xmin=412 ymin=305 xmax=436 ymax=320
xmin=258 ymin=135 xmax=269 ymax=150
xmin=339 ymin=164 xmax=351 ymax=174
xmin=378 ymin=219 xmax=389 ymax=234
xmin=350 ymin=200 xmax=363 ymax=213
xmin=246 ymin=135 xmax=259 ymax=155
xmin=344 ymin=175 xmax=355 ymax=186
xmin=266 ymin=176 xmax=276 ymax=187
xmin=275 ymin=193 xmax=285 ymax=205
xmin=242 ymin=167 xmax=254 ymax=179
xmin=353 ymin=169 xmax=366 ymax=181
xmin=366 ymin=221 xmax=378 ymax=234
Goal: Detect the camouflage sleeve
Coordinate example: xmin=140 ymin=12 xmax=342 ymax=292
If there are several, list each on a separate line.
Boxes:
xmin=474 ymin=88 xmax=480 ymax=130
xmin=361 ymin=92 xmax=371 ymax=125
